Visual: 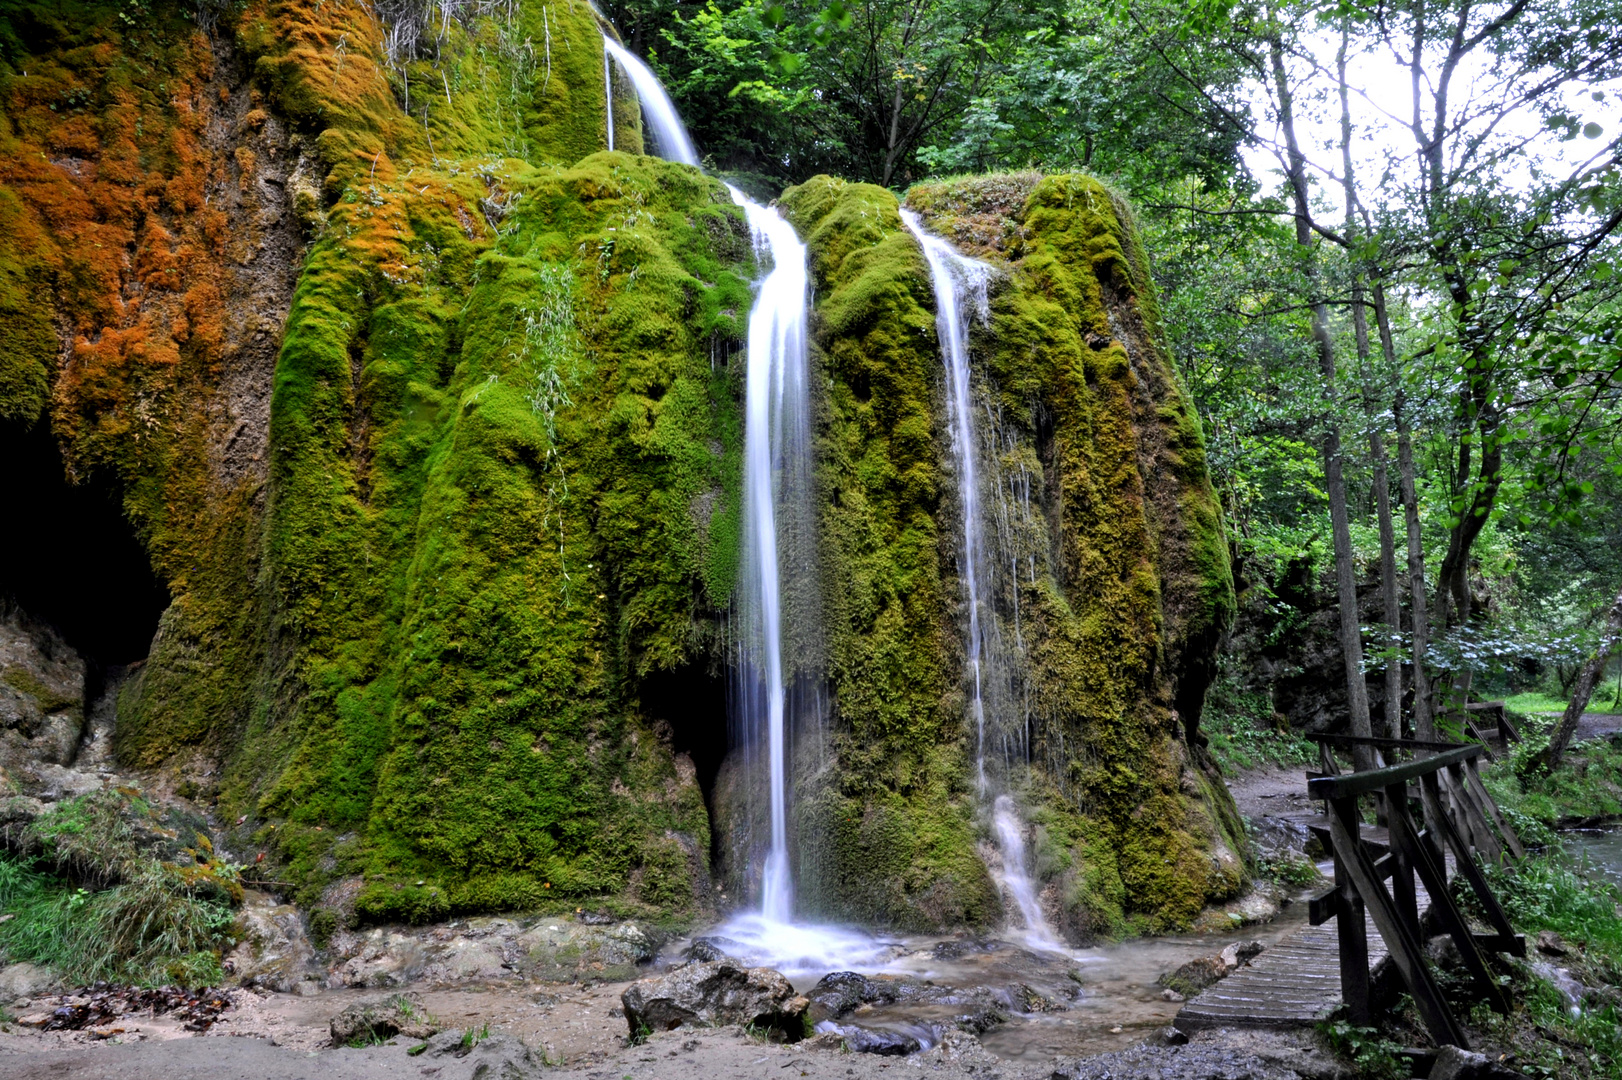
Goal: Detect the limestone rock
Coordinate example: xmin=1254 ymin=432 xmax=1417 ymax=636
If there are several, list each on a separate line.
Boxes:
xmin=329 ymin=991 xmax=437 ymax=1045
xmin=422 ymin=1031 xmax=542 ymax=1080
xmin=229 ymin=897 xmax=319 ymax=993
xmin=621 ymin=961 xmax=807 ymax=1039
xmin=1536 ymin=930 xmax=1568 ymax=956
xmin=1429 ymin=1044 xmax=1525 ymax=1080
xmin=0 ymin=612 xmax=85 ymax=776
xmin=1156 ymin=941 xmax=1264 ymax=996
xmin=517 ymin=920 xmax=659 ymax=982
xmin=0 ymin=962 xmax=58 ymax=1004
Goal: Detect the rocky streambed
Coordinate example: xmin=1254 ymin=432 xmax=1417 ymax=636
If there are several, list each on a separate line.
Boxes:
xmin=0 ymin=886 xmax=1326 ymax=1079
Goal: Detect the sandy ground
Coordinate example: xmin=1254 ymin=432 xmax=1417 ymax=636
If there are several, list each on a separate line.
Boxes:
xmin=0 ymin=988 xmax=1107 ymax=1080
xmin=0 ymin=998 xmax=1337 ymax=1080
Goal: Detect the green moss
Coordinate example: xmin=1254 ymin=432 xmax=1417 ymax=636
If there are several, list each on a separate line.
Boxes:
xmin=157 ymin=155 xmax=754 ymax=920
xmin=774 ymin=176 xmax=998 ymax=931
xmin=893 ymin=172 xmax=1241 ymax=937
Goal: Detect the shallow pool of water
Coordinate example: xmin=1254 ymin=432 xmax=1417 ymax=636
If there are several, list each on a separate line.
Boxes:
xmin=1562 ymin=823 xmax=1622 ymax=886
xmin=666 ymin=893 xmax=1315 ymax=1062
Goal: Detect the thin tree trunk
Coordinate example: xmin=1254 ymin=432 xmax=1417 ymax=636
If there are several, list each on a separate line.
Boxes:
xmin=1362 ymin=346 xmax=1403 ymax=740
xmin=1271 ymin=31 xmax=1374 ymax=770
xmin=1337 ymin=32 xmax=1402 ymax=742
xmin=1534 ymin=582 xmax=1622 ymax=772
xmin=1391 ymin=376 xmax=1434 ymax=740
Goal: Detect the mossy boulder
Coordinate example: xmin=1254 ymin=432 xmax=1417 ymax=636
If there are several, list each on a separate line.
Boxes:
xmin=0 ymin=0 xmax=1240 ymax=936
xmin=761 ymin=174 xmax=1243 ymax=937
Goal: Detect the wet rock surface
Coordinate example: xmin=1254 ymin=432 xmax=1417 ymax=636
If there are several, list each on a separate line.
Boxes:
xmin=621 ymin=961 xmax=808 ymax=1039
xmin=328 ymin=991 xmax=438 ymax=1045
xmin=1156 ymin=941 xmax=1265 ymax=996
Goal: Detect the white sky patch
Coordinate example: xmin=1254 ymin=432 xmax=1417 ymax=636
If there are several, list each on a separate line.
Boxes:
xmin=1240 ymin=17 xmax=1621 ymax=218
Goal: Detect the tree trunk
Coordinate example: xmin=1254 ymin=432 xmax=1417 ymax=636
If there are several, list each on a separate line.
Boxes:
xmin=1362 ymin=356 xmax=1403 ymax=741
xmin=1534 ymin=582 xmax=1622 ymax=772
xmin=1271 ymin=31 xmax=1373 ymax=769
xmin=1336 ymin=31 xmax=1403 ymax=744
xmin=1392 ymin=380 xmax=1434 ymax=740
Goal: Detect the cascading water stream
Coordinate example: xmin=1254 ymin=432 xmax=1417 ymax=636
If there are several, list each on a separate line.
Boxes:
xmin=727 ymin=184 xmax=807 ymax=926
xmin=901 ymin=210 xmax=1063 ymax=952
xmin=601 ymin=38 xmax=699 ymax=166
xmin=596 ymin=32 xmax=888 ymax=967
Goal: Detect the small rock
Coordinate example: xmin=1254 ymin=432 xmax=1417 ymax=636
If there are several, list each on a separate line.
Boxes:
xmin=1536 ymin=930 xmax=1569 ymax=957
xmin=815 ymin=1022 xmax=922 ymax=1056
xmin=1428 ymin=1043 xmax=1523 ymax=1080
xmin=1160 ymin=988 xmax=1185 ymax=1002
xmin=1159 ymin=1026 xmax=1188 ymax=1046
xmin=0 ymin=963 xmax=58 ymax=1004
xmin=461 ymin=1033 xmax=542 ymax=1079
xmin=683 ymin=936 xmax=742 ymax=963
xmin=329 ymin=991 xmax=438 ymax=1045
xmin=621 ymin=961 xmax=806 ymax=1040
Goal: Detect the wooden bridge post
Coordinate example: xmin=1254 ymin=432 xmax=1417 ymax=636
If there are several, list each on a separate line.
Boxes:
xmin=1324 ymin=790 xmax=1468 ymax=1048
xmin=1329 ymin=812 xmax=1371 ymax=1025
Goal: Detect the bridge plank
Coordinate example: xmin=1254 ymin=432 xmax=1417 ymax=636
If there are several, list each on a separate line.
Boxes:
xmin=1174 ymin=863 xmax=1442 ymax=1034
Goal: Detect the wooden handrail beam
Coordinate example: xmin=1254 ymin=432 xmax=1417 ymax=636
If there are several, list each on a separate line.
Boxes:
xmin=1309 ymin=733 xmax=1468 ymax=751
xmin=1307 ymin=744 xmax=1482 ymax=800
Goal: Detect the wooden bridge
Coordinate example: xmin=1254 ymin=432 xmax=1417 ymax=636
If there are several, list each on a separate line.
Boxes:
xmin=1176 ymin=735 xmax=1526 ymax=1048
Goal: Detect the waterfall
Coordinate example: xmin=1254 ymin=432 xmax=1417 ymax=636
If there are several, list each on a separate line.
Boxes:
xmin=727 ymin=184 xmax=809 ymax=925
xmin=602 ymin=44 xmax=614 ymax=152
xmin=593 ymin=31 xmax=890 ymax=971
xmin=901 ymin=210 xmax=1062 ymax=951
xmin=900 ymin=210 xmax=996 ymax=792
xmin=601 ymin=39 xmax=699 ymax=166
xmin=993 ymin=796 xmax=1058 ymax=947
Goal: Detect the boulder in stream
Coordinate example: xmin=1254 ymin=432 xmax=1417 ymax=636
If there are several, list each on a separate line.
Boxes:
xmin=1156 ymin=941 xmax=1265 ymax=996
xmin=620 ymin=961 xmax=808 ymax=1039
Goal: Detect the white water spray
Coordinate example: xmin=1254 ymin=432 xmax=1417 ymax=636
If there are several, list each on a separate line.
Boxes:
xmin=993 ymin=796 xmax=1061 ymax=949
xmin=602 ymin=45 xmax=614 ymax=152
xmin=900 ymin=210 xmax=995 ymax=792
xmin=601 ymin=38 xmax=699 ymax=166
xmin=728 ymin=184 xmax=808 ymax=924
xmin=902 ymin=210 xmax=1064 ymax=952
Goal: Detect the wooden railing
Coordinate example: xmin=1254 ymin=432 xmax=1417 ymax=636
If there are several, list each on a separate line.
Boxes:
xmin=1304 ymin=734 xmax=1526 ymax=1049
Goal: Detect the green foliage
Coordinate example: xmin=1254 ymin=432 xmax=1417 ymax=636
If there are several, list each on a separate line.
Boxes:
xmin=1462 ymin=845 xmax=1622 ymax=1080
xmin=1318 ymin=1019 xmax=1405 ymax=1080
xmin=1483 ymin=720 xmax=1622 ymax=827
xmin=1201 ymin=669 xmax=1314 ymax=774
xmin=0 ymin=853 xmax=233 ymax=987
xmin=1256 ymin=854 xmax=1322 ymax=888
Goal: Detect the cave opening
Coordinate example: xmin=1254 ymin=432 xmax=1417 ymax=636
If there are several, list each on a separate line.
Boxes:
xmin=0 ymin=420 xmax=170 ymax=673
xmin=640 ymin=660 xmax=729 ymax=849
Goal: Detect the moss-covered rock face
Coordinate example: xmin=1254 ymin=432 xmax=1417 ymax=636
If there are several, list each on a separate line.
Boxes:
xmin=2 ymin=0 xmax=1237 ymax=934
xmin=773 ymin=174 xmax=1241 ymax=937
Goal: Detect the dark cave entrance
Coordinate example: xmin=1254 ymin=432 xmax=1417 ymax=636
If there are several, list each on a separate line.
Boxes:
xmin=640 ymin=660 xmax=729 ymax=852
xmin=0 ymin=421 xmax=170 ymax=672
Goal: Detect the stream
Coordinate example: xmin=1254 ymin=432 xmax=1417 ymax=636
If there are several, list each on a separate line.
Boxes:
xmin=664 ymin=895 xmax=1314 ymax=1061
xmin=1562 ymin=822 xmax=1622 ymax=886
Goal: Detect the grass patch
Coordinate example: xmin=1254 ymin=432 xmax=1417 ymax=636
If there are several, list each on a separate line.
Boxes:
xmin=0 ymin=791 xmax=241 ymax=986
xmin=1503 ymin=691 xmax=1622 ymax=717
xmin=1456 ymin=844 xmax=1622 ymax=1080
xmin=0 ymin=853 xmax=234 ymax=985
xmin=1480 ymin=718 xmax=1622 ymax=827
